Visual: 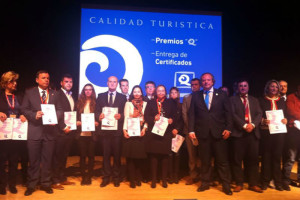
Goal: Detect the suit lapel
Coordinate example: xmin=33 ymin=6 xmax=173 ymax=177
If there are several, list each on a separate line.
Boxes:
xmin=48 ymin=89 xmax=55 ymax=104
xmin=113 ymin=93 xmax=119 ymax=106
xmin=104 ymin=91 xmax=109 ymax=106
xmin=198 ymin=91 xmax=208 ymax=111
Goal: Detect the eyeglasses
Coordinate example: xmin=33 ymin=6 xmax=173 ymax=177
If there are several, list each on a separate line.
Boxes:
xmin=146 ymin=86 xmax=154 ymax=89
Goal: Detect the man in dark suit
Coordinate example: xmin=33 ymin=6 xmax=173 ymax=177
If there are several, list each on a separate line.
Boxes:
xmin=95 ymin=76 xmax=127 ymax=187
xmin=182 ymin=78 xmax=201 ymax=185
xmin=52 ymin=74 xmax=76 ymax=190
xmin=21 ymin=70 xmax=63 ymax=196
xmin=188 ymin=73 xmax=233 ymax=195
xmin=144 ymin=81 xmax=156 ymax=102
xmin=230 ymin=79 xmax=263 ymax=193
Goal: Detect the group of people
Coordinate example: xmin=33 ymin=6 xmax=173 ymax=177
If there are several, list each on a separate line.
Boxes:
xmin=0 ymin=70 xmax=299 ymax=197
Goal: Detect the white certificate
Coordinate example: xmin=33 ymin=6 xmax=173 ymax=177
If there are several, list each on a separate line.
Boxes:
xmin=266 ymin=109 xmax=287 ymax=134
xmin=81 ymin=113 xmax=95 ymax=132
xmin=12 ymin=119 xmax=28 ymax=140
xmin=127 ymin=118 xmax=141 ymax=137
xmin=0 ymin=118 xmax=13 ymax=140
xmin=41 ymin=104 xmax=58 ymax=125
xmin=102 ymin=107 xmax=118 ymax=127
xmin=152 ymin=116 xmax=169 ymax=136
xmin=172 ymin=134 xmax=185 ymax=153
xmin=64 ymin=111 xmax=77 ymax=130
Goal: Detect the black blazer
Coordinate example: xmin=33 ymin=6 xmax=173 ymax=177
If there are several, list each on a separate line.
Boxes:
xmin=230 ymin=95 xmax=262 ymax=139
xmin=144 ymin=98 xmax=176 ymax=154
xmin=95 ymin=91 xmax=127 ymax=135
xmin=21 ymin=87 xmax=63 ymax=140
xmin=188 ymin=89 xmax=233 ymax=139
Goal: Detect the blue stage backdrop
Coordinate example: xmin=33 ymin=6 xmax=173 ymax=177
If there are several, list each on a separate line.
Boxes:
xmin=80 ymin=6 xmax=222 ymax=98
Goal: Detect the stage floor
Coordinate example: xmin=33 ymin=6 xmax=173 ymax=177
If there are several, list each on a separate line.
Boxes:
xmin=1 ymin=156 xmax=300 ymax=200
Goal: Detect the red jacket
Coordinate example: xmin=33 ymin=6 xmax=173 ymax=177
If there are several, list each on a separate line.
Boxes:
xmin=287 ymin=93 xmax=300 ymax=127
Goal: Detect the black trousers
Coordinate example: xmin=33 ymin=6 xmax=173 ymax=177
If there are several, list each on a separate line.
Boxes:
xmin=78 ymin=136 xmax=95 ymax=177
xmin=127 ymin=158 xmax=144 ymax=183
xmin=198 ymin=134 xmax=231 ymax=187
xmin=149 ymin=153 xmax=168 ymax=183
xmin=260 ymin=130 xmax=285 ymax=186
xmin=102 ymin=135 xmax=122 ymax=181
xmin=231 ymin=134 xmax=260 ymax=186
xmin=0 ymin=141 xmax=19 ymax=188
xmin=52 ymin=135 xmax=74 ymax=183
xmin=282 ymin=127 xmax=300 ymax=184
xmin=27 ymin=139 xmax=55 ymax=188
xmin=168 ymin=152 xmax=180 ymax=181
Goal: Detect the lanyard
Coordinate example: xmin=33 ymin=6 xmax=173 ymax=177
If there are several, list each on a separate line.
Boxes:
xmin=156 ymin=98 xmax=165 ymax=115
xmin=6 ymin=94 xmax=15 ymax=110
xmin=40 ymin=90 xmax=49 ymax=104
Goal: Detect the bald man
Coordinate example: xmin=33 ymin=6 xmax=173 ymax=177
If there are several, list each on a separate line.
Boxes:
xmin=95 ymin=76 xmax=127 ymax=187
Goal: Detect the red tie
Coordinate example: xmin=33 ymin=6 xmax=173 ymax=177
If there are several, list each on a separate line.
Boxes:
xmin=242 ymin=96 xmax=249 ymax=123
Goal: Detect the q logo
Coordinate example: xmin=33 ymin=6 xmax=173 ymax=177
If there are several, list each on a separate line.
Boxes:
xmin=174 ymin=72 xmax=195 ymax=88
xmin=80 ymin=35 xmax=143 ymax=94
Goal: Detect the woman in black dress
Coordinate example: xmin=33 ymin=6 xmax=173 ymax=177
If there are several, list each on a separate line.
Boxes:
xmin=144 ymin=85 xmax=176 ymax=188
xmin=122 ymin=85 xmax=148 ymax=188
xmin=167 ymin=87 xmax=183 ymax=184
xmin=76 ymin=84 xmax=98 ymax=185
xmin=0 ymin=71 xmax=27 ymax=195
xmin=259 ymin=80 xmax=287 ymax=191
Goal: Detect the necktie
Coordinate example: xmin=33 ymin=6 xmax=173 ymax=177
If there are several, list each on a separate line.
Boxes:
xmin=204 ymin=90 xmax=210 ymax=109
xmin=42 ymin=90 xmax=46 ymax=103
xmin=109 ymin=93 xmax=113 ymax=106
xmin=242 ymin=96 xmax=250 ymax=123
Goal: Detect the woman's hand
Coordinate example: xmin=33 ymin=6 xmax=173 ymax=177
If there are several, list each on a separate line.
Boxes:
xmin=0 ymin=112 xmax=7 ymax=122
xmin=20 ymin=115 xmax=27 ymax=122
xmin=141 ymin=128 xmax=146 ymax=137
xmin=262 ymin=118 xmax=270 ymax=125
xmin=172 ymin=129 xmax=178 ymax=136
xmin=95 ymin=121 xmax=99 ymax=127
xmin=281 ymin=118 xmax=288 ymax=124
xmin=76 ymin=121 xmax=81 ymax=126
xmin=168 ymin=118 xmax=173 ymax=124
xmin=123 ymin=129 xmax=130 ymax=138
xmin=154 ymin=114 xmax=160 ymax=121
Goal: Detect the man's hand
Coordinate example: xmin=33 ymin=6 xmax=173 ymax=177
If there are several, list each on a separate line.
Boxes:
xmin=168 ymin=118 xmax=173 ymax=124
xmin=99 ymin=113 xmax=105 ymax=121
xmin=64 ymin=126 xmax=71 ymax=134
xmin=20 ymin=115 xmax=27 ymax=122
xmin=35 ymin=111 xmax=43 ymax=120
xmin=123 ymin=129 xmax=130 ymax=138
xmin=245 ymin=123 xmax=254 ymax=133
xmin=222 ymin=130 xmax=231 ymax=140
xmin=189 ymin=132 xmax=196 ymax=139
xmin=172 ymin=129 xmax=178 ymax=136
xmin=154 ymin=114 xmax=160 ymax=121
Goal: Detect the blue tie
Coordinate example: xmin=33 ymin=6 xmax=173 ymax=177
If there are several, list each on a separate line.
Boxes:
xmin=204 ymin=90 xmax=210 ymax=109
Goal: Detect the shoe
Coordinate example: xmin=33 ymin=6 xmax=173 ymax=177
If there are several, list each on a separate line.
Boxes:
xmin=260 ymin=184 xmax=268 ymax=190
xmin=8 ymin=186 xmax=18 ymax=194
xmin=130 ymin=182 xmax=136 ymax=188
xmin=40 ymin=186 xmax=53 ymax=194
xmin=223 ymin=187 xmax=233 ymax=195
xmin=185 ymin=177 xmax=194 ymax=185
xmin=100 ymin=179 xmax=109 ymax=187
xmin=275 ymin=185 xmax=284 ymax=191
xmin=86 ymin=177 xmax=92 ymax=185
xmin=290 ymin=180 xmax=300 ymax=187
xmin=173 ymin=177 xmax=179 ymax=184
xmin=197 ymin=185 xmax=210 ymax=192
xmin=52 ymin=183 xmax=64 ymax=190
xmin=0 ymin=187 xmax=6 ymax=195
xmin=114 ymin=180 xmax=120 ymax=187
xmin=136 ymin=181 xmax=141 ymax=186
xmin=81 ymin=176 xmax=87 ymax=186
xmin=282 ymin=184 xmax=291 ymax=191
xmin=167 ymin=178 xmax=173 ymax=184
xmin=151 ymin=182 xmax=156 ymax=188
xmin=233 ymin=185 xmax=243 ymax=192
xmin=249 ymin=185 xmax=263 ymax=193
xmin=24 ymin=188 xmax=35 ymax=196
xmin=60 ymin=180 xmax=76 ymax=185
xmin=162 ymin=181 xmax=168 ymax=188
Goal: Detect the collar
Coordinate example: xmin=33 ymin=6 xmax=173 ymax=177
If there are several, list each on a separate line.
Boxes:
xmin=38 ymin=86 xmax=48 ymax=94
xmin=204 ymin=87 xmax=214 ymax=93
xmin=108 ymin=91 xmax=117 ymax=96
xmin=61 ymin=88 xmax=72 ymax=95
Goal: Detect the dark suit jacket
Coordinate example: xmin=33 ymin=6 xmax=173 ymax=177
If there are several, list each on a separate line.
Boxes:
xmin=188 ymin=89 xmax=233 ymax=139
xmin=95 ymin=91 xmax=127 ymax=135
xmin=57 ymin=89 xmax=74 ymax=131
xmin=182 ymin=94 xmax=192 ymax=135
xmin=230 ymin=95 xmax=262 ymax=139
xmin=21 ymin=87 xmax=63 ymax=141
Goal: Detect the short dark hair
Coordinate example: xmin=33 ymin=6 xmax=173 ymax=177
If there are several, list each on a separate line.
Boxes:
xmin=191 ymin=78 xmax=200 ymax=84
xmin=61 ymin=74 xmax=73 ymax=81
xmin=36 ymin=70 xmax=49 ymax=78
xmin=236 ymin=78 xmax=249 ymax=85
xmin=119 ymin=79 xmax=128 ymax=87
xmin=145 ymin=81 xmax=156 ymax=87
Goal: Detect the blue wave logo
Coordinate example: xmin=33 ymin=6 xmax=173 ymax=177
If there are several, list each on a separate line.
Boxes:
xmin=80 ymin=35 xmax=143 ymax=93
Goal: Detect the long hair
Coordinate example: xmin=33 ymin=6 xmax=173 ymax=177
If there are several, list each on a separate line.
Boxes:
xmin=77 ymin=84 xmax=96 ymax=114
xmin=129 ymin=85 xmax=144 ymax=101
